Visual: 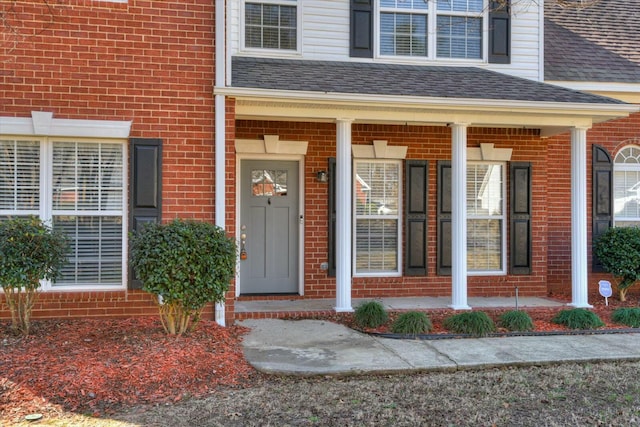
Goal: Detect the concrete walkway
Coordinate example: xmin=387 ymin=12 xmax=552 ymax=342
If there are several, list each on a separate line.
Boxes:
xmin=239 ymin=319 xmax=640 ymax=376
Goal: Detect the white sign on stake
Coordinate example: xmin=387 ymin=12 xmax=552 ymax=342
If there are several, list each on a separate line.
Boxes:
xmin=599 ymin=280 xmax=612 ymax=306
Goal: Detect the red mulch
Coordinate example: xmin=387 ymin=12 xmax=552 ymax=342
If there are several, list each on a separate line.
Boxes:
xmin=0 ymin=317 xmax=255 ymax=422
xmin=1 ymin=293 xmax=638 ymax=422
xmin=294 ymin=292 xmax=640 ymax=335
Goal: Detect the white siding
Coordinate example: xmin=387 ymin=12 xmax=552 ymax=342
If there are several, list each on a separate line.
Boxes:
xmin=229 ymin=0 xmax=541 ymax=81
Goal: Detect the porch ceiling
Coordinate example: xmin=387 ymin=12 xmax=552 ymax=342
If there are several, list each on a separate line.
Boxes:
xmin=216 ymin=57 xmax=639 ymax=137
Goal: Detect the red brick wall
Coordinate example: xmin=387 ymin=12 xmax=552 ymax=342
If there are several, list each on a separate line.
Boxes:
xmin=1 ymin=1 xmax=219 ymax=321
xmin=236 ymin=121 xmax=549 ymax=300
xmin=547 ymin=112 xmax=640 ymax=296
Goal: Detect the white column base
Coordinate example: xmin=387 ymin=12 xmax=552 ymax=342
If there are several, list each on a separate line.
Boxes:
xmin=215 ymin=301 xmax=226 ymax=326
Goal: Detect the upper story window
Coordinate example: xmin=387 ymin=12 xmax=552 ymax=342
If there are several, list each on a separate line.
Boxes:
xmin=245 ymin=0 xmax=298 ymax=51
xmin=614 ymin=146 xmax=640 ymax=228
xmin=378 ymin=0 xmax=484 ymax=60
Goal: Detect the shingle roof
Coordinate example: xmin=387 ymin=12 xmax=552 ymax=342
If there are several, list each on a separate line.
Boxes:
xmin=232 ymin=56 xmax=624 ymax=105
xmin=545 ymin=0 xmax=640 ymax=82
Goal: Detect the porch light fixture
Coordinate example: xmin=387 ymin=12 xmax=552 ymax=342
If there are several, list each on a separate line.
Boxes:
xmin=316 ymin=170 xmax=328 ymax=183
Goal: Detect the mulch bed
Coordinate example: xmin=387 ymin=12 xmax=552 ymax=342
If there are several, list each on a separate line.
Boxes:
xmin=0 ymin=317 xmax=255 ymax=422
xmin=1 ymin=292 xmax=639 ymax=423
xmin=287 ymin=292 xmax=640 ymax=336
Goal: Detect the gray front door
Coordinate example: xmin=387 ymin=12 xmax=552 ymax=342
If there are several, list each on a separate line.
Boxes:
xmin=240 ymin=160 xmax=299 ymax=294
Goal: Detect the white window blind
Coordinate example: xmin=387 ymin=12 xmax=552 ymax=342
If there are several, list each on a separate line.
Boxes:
xmin=354 ymin=160 xmax=401 ymax=275
xmin=245 ymin=1 xmax=297 ymax=50
xmin=0 ymin=140 xmax=40 ymax=215
xmin=51 ymin=142 xmax=124 ymax=287
xmin=467 ymin=162 xmax=505 ymax=272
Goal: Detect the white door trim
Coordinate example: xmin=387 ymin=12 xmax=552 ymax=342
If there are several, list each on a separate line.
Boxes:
xmin=236 ymin=153 xmax=305 ymax=297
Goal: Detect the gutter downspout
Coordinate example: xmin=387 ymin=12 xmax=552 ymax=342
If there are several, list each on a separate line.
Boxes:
xmin=214 ymin=0 xmax=227 ymax=326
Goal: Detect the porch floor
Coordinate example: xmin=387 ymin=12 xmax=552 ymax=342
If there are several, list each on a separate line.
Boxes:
xmin=234 ymin=296 xmax=566 ymax=320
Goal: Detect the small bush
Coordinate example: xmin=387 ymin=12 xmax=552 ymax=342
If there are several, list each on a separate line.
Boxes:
xmin=354 ymin=301 xmax=388 ymax=329
xmin=0 ymin=216 xmax=69 ymax=335
xmin=443 ymin=311 xmax=496 ymax=337
xmin=130 ymin=219 xmax=236 ymax=335
xmin=551 ymin=308 xmax=604 ymax=330
xmin=498 ymin=310 xmax=534 ymax=332
xmin=612 ymin=307 xmax=640 ymax=328
xmin=391 ymin=311 xmax=433 ymax=335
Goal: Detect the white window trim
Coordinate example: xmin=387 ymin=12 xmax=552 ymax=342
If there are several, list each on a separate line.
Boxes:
xmin=1 ymin=113 xmax=131 ymax=291
xmin=613 ymin=144 xmax=640 ymax=226
xmin=353 ymin=158 xmax=403 ymax=277
xmin=375 ymin=0 xmax=488 ymax=63
xmin=240 ymin=0 xmax=303 ymax=57
xmin=467 ymin=160 xmax=507 ymax=276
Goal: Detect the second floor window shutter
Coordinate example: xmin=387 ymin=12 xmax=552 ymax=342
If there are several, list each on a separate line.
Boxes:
xmin=129 ymin=138 xmax=163 ymax=290
xmin=488 ymin=0 xmax=511 ymax=64
xmin=592 ymin=145 xmax=613 ymax=272
xmin=350 ymin=0 xmax=373 ymax=58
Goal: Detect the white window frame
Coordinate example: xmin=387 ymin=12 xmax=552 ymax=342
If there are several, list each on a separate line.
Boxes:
xmin=376 ymin=0 xmax=487 ymax=62
xmin=0 ymin=113 xmax=131 ymax=291
xmin=613 ymin=145 xmax=640 ymax=227
xmin=352 ymin=159 xmax=402 ymax=277
xmin=467 ymin=161 xmax=506 ymax=275
xmin=240 ymin=0 xmax=302 ymax=56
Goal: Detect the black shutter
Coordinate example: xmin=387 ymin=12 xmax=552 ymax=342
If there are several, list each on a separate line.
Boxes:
xmin=592 ymin=145 xmax=613 ymax=272
xmin=129 ymin=138 xmax=162 ymax=290
xmin=437 ymin=161 xmax=452 ymax=276
xmin=510 ymin=162 xmax=532 ymax=275
xmin=350 ymin=0 xmax=373 ymax=58
xmin=405 ymin=160 xmax=429 ymax=276
xmin=488 ymin=0 xmax=510 ymax=64
xmin=328 ymin=157 xmax=337 ymax=277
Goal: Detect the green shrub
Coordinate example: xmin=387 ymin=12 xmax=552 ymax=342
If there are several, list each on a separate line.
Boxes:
xmin=391 ymin=311 xmax=432 ymax=335
xmin=354 ymin=301 xmax=388 ymax=329
xmin=0 ymin=216 xmax=69 ymax=335
xmin=443 ymin=311 xmax=496 ymax=337
xmin=551 ymin=308 xmax=604 ymax=330
xmin=593 ymin=226 xmax=640 ymax=301
xmin=498 ymin=310 xmax=534 ymax=332
xmin=130 ymin=219 xmax=236 ymax=335
xmin=612 ymin=307 xmax=640 ymax=328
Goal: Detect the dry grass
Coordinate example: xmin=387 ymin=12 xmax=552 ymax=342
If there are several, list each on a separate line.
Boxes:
xmin=16 ymin=360 xmax=640 ymax=426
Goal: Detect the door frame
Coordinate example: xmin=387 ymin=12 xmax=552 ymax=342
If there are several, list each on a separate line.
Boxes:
xmin=235 ymin=153 xmax=306 ymax=296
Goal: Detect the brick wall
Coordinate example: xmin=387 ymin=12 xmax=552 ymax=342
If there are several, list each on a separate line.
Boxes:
xmin=547 ymin=113 xmax=640 ymax=296
xmin=236 ymin=121 xmax=549 ymax=300
xmin=1 ymin=1 xmax=220 ymax=321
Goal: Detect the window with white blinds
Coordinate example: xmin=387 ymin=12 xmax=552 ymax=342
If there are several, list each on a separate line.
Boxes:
xmin=0 ymin=138 xmax=126 ymax=289
xmin=245 ymin=1 xmax=298 ymax=51
xmin=467 ymin=162 xmax=505 ymax=273
xmin=354 ymin=160 xmax=401 ymax=275
xmin=0 ymin=140 xmax=40 ymax=215
xmin=614 ymin=145 xmax=640 ymax=228
xmin=379 ymin=0 xmax=484 ymax=59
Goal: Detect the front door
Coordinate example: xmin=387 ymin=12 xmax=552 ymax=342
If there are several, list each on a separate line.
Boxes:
xmin=240 ymin=160 xmax=299 ymax=294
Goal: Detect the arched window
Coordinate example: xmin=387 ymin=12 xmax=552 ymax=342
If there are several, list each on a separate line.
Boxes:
xmin=614 ymin=145 xmax=640 ymax=227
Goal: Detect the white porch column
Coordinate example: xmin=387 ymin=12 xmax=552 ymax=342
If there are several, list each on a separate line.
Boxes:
xmin=570 ymin=126 xmax=592 ymax=308
xmin=335 ymin=119 xmax=354 ymax=312
xmin=451 ymin=123 xmax=471 ymax=310
xmin=213 ymin=0 xmax=227 ymax=326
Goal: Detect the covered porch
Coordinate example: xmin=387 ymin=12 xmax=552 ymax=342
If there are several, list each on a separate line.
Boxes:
xmin=214 ymin=58 xmax=638 ymax=323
